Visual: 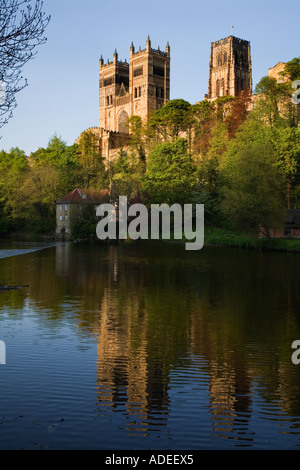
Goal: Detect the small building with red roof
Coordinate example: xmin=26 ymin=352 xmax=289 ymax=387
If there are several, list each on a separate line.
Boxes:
xmin=56 ymin=188 xmax=110 ymax=239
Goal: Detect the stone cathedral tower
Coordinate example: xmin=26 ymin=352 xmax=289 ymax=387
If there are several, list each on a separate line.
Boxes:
xmin=99 ymin=37 xmax=170 ymax=133
xmin=208 ymin=35 xmax=252 ymax=99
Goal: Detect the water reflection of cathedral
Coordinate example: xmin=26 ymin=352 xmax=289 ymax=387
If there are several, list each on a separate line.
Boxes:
xmin=95 ymin=246 xmax=170 ymax=432
xmin=93 ymin=245 xmax=254 ymax=439
xmin=52 ymin=242 xmax=300 ymax=441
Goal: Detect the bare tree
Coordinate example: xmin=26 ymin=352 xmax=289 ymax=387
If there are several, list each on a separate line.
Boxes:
xmin=0 ymin=0 xmax=50 ymax=128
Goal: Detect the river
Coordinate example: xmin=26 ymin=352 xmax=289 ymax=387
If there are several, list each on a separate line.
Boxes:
xmin=0 ymin=240 xmax=299 ymax=449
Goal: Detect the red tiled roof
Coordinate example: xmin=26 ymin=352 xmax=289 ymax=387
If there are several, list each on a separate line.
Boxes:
xmin=57 ymin=188 xmax=110 ymax=204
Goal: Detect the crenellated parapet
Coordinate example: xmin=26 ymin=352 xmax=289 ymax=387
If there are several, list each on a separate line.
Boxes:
xmin=99 ymin=37 xmax=170 ymax=133
xmin=208 ymin=35 xmax=252 ymax=99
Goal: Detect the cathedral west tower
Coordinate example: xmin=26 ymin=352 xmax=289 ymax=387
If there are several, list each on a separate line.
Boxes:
xmin=99 ymin=37 xmax=170 ymax=133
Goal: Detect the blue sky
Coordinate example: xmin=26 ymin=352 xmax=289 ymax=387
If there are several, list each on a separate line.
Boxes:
xmin=0 ymin=0 xmax=299 ymax=155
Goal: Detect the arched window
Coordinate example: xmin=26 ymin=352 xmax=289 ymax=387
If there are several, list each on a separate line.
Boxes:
xmin=118 ymin=109 xmax=129 ymax=133
xmin=217 ymin=54 xmax=222 ymax=66
xmin=216 ymin=79 xmax=220 ymax=96
xmin=224 ymin=52 xmax=227 ymax=63
xmin=220 ymin=78 xmax=224 ymax=96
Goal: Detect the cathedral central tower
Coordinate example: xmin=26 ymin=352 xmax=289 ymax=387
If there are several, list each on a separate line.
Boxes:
xmin=208 ymin=35 xmax=252 ymax=99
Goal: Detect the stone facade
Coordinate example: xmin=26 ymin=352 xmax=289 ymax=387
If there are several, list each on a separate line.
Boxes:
xmin=259 ymin=210 xmax=300 ymax=239
xmin=99 ymin=37 xmax=170 ymax=132
xmin=75 ymin=127 xmax=130 ymax=164
xmin=268 ymin=62 xmax=286 ymax=82
xmin=208 ymin=35 xmax=252 ymax=100
xmin=77 ymin=35 xmax=254 ymax=161
xmin=56 ymin=188 xmax=110 ymax=240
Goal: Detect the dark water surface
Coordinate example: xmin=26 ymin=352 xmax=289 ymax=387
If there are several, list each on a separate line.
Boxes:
xmin=0 ymin=240 xmax=300 ymax=450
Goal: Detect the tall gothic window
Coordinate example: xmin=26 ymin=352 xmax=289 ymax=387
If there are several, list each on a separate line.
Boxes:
xmin=220 ymin=78 xmax=224 ymax=96
xmin=118 ymin=109 xmax=129 ymax=133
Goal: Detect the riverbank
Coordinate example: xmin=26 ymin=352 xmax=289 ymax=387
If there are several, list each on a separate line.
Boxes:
xmin=204 ymin=226 xmax=300 ymax=252
xmin=1 ymin=226 xmax=300 ymax=254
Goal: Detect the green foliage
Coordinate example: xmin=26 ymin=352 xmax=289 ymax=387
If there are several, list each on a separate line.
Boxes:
xmin=219 ymin=125 xmax=286 ymax=238
xmin=0 ymin=147 xmax=29 ymax=222
xmin=70 ymin=204 xmax=97 ymax=239
xmin=283 ymin=57 xmax=300 ymax=81
xmin=111 ymin=149 xmax=142 ymax=200
xmin=77 ymin=130 xmax=107 ymax=189
xmin=147 ymin=99 xmax=192 ymax=143
xmin=254 ymin=76 xmax=292 ymax=127
xmin=205 ymin=226 xmax=300 ymax=252
xmin=142 ymin=138 xmax=197 ymax=205
xmin=128 ymin=115 xmax=146 ymax=165
xmin=272 ymin=126 xmax=300 ymax=209
xmin=1 ymin=61 xmax=300 ymax=244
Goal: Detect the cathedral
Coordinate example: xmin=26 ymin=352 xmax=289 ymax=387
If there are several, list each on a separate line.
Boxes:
xmin=77 ymin=34 xmax=252 ymax=161
xmin=208 ymin=35 xmax=252 ymax=99
xmin=99 ymin=36 xmax=170 ymax=133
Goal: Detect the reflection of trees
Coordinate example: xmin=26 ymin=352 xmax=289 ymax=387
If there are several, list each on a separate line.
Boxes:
xmin=189 ymin=248 xmax=300 ymax=442
xmin=0 ymin=242 xmax=300 ymax=440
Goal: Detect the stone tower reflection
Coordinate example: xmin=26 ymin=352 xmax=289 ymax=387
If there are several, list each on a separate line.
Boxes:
xmin=95 ymin=245 xmax=169 ymax=432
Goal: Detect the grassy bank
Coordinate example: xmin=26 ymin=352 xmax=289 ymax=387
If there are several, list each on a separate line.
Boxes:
xmin=204 ymin=226 xmax=300 ymax=252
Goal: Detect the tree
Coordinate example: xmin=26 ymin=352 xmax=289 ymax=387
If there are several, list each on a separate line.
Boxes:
xmin=196 ymin=122 xmax=230 ymax=216
xmin=30 ymin=135 xmax=81 ymax=195
xmin=142 ymin=138 xmax=197 ymax=205
xmin=190 ymin=100 xmax=216 ymax=157
xmin=77 ymin=130 xmax=107 ymax=189
xmin=254 ymin=76 xmax=292 ymax=127
xmin=283 ymin=57 xmax=300 ymax=81
xmin=224 ymin=90 xmax=252 ymax=137
xmin=272 ymin=126 xmax=300 ymax=209
xmin=282 ymin=57 xmax=300 ymax=127
xmin=219 ymin=120 xmax=285 ymax=238
xmin=0 ymin=0 xmax=50 ymax=128
xmin=20 ymin=164 xmax=60 ymax=230
xmin=128 ymin=115 xmax=146 ymax=167
xmin=0 ymin=147 xmax=29 ymax=223
xmin=110 ymin=149 xmax=143 ymax=201
xmin=147 ymin=99 xmax=192 ymax=144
